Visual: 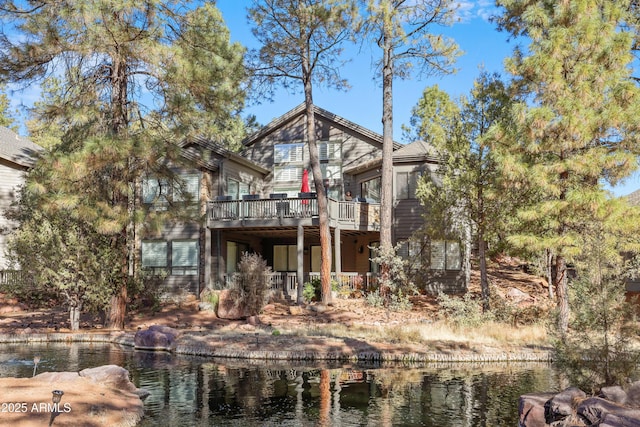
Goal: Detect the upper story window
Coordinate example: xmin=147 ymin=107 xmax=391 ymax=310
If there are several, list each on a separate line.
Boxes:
xmin=319 ymin=141 xmax=341 ymax=161
xmin=361 ymin=177 xmax=381 ymax=202
xmin=142 ymin=173 xmax=200 ymax=205
xmin=275 ymin=166 xmax=303 ymax=182
xmin=396 ymin=171 xmax=421 ymax=200
xmin=227 ymin=178 xmax=249 ymax=199
xmin=274 ymin=143 xmax=304 ymax=163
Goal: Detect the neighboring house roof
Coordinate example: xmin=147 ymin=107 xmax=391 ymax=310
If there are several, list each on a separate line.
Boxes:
xmin=179 ymin=136 xmax=270 ymax=175
xmin=241 ymin=103 xmax=403 ymax=150
xmin=0 ymin=127 xmax=43 ymax=168
xmin=626 ymin=188 xmax=640 ymax=206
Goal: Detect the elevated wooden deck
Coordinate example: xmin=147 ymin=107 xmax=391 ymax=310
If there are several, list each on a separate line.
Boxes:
xmin=207 ymin=196 xmax=380 ymax=231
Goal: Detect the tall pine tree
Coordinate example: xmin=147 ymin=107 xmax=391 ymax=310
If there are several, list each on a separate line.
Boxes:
xmin=495 ymin=0 xmax=640 ymax=333
xmin=0 ymin=1 xmax=246 ymax=328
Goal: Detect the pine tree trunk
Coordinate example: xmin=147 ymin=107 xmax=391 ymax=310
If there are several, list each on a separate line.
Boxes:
xmin=379 ymin=12 xmax=394 ymax=284
xmin=108 ymin=284 xmax=127 ymax=330
xmin=69 ymin=299 xmax=82 ymax=331
xmin=555 ymin=254 xmax=569 ymax=334
xmin=479 ymin=235 xmax=490 ymax=312
xmin=302 ymin=61 xmax=332 ymax=305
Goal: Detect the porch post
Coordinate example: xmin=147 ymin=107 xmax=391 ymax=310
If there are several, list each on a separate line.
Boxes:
xmin=204 ymin=228 xmax=211 ymax=292
xmin=297 ymin=224 xmax=304 ymax=304
xmin=334 ymin=226 xmax=341 ymax=275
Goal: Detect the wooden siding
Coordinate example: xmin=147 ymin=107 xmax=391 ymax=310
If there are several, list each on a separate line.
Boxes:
xmin=0 ymin=159 xmax=27 ymax=269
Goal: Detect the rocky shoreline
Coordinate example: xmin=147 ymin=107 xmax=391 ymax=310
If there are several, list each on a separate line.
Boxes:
xmin=0 ymin=326 xmax=554 ymax=363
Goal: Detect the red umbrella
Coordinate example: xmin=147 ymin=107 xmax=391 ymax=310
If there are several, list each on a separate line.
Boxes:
xmin=301 ymin=169 xmax=310 ymax=205
xmin=301 ymin=169 xmax=310 ymax=193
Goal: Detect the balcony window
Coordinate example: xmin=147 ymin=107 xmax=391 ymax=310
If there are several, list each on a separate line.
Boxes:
xmin=275 ymin=166 xmax=303 ymax=182
xmin=228 ymin=178 xmax=249 ymax=199
xmin=361 ymin=177 xmax=381 ymax=202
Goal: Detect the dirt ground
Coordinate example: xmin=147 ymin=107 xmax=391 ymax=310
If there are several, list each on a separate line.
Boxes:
xmin=0 ymin=257 xmax=551 ymax=335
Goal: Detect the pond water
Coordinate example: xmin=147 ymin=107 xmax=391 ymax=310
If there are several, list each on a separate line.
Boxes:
xmin=0 ymin=342 xmax=560 ymax=426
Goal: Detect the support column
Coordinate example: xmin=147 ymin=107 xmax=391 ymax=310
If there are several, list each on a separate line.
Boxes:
xmin=334 ymin=227 xmax=341 ymax=275
xmin=204 ymin=228 xmax=212 ymax=292
xmin=297 ymin=224 xmax=304 ymax=304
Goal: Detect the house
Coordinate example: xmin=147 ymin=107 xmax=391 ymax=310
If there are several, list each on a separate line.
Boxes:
xmin=0 ymin=127 xmax=43 ymax=269
xmin=141 ymin=104 xmax=467 ymax=299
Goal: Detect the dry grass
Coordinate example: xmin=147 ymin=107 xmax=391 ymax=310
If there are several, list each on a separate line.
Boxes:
xmin=281 ymin=319 xmax=550 ymax=349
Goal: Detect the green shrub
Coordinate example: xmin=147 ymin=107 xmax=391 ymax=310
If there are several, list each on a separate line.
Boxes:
xmin=437 ymin=292 xmax=493 ymax=328
xmin=367 ymin=245 xmax=416 ymax=311
xmin=303 ymin=278 xmax=321 ymax=302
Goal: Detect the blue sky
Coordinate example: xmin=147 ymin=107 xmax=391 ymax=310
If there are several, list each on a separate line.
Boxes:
xmin=7 ymin=1 xmax=639 ymax=196
xmin=218 ymin=1 xmax=640 ymax=197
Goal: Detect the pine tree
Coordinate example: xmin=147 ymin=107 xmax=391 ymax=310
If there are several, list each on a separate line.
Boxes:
xmin=411 ymin=73 xmax=514 ymax=311
xmin=495 ymin=0 xmax=640 ymax=333
xmin=248 ymin=0 xmax=356 ymax=305
xmin=0 ymin=1 xmax=246 ymax=328
xmin=362 ymin=0 xmax=460 ymax=279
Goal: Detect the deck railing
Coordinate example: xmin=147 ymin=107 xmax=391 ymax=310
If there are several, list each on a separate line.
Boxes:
xmin=222 ymin=271 xmax=377 ymax=294
xmin=208 ymin=197 xmax=380 ymax=229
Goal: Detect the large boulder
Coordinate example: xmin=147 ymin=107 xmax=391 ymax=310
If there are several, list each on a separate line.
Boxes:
xmin=134 ymin=324 xmax=180 ymax=351
xmin=2 ymin=365 xmax=145 ymax=426
xmin=520 ymin=382 xmax=640 ymax=427
xmin=216 ymin=289 xmax=249 ymax=320
xmin=518 ymin=393 xmax=556 ymax=427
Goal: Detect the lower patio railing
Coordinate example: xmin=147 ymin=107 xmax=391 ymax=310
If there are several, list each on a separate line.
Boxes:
xmin=221 ymin=271 xmax=377 ymax=295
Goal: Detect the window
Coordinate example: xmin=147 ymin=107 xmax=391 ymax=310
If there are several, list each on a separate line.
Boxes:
xmin=430 ymin=241 xmax=461 ymax=270
xmin=274 ymin=245 xmax=298 ymax=272
xmin=274 ymin=143 xmax=304 ymax=163
xmin=142 ymin=178 xmax=168 ymax=204
xmin=398 ymin=240 xmax=424 ymax=267
xmin=142 ymin=241 xmax=168 ymax=269
xmin=226 ymin=241 xmax=249 ymax=274
xmin=142 ymin=240 xmax=199 ymax=276
xmin=275 ymin=166 xmax=303 ymax=182
xmin=227 ymin=178 xmax=249 ymax=199
xmin=174 ymin=174 xmax=200 ymax=202
xmin=396 ymin=171 xmax=421 ymax=199
xmin=171 ymin=240 xmax=199 ymax=275
xmin=319 ymin=141 xmax=340 ymax=161
xmin=361 ymin=177 xmax=381 ymax=202
xmin=142 ymin=173 xmax=200 ymax=205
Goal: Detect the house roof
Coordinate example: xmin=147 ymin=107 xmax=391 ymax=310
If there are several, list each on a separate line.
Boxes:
xmin=626 ymin=188 xmax=640 ymax=206
xmin=0 ymin=127 xmax=43 ymax=168
xmin=180 ymin=136 xmax=270 ymax=175
xmin=342 ymin=140 xmax=440 ymax=174
xmin=241 ymin=103 xmax=403 ymax=150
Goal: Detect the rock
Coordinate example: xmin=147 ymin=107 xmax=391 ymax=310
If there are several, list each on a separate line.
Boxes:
xmin=577 ymin=397 xmax=640 ymax=425
xmin=79 ymin=365 xmax=138 ymax=393
xmin=518 ymin=392 xmax=555 ymax=427
xmin=198 ymin=302 xmax=214 ymax=312
xmin=520 ymin=386 xmax=640 ymax=427
xmin=600 ymin=386 xmax=628 ymax=405
xmin=0 ymin=365 xmax=144 ymax=427
xmin=625 ymin=381 xmax=640 ymax=407
xmin=134 ymin=324 xmax=180 ymax=351
xmin=289 ymin=306 xmax=304 ymax=316
xmin=247 ymin=315 xmax=261 ymax=326
xmin=309 ymin=304 xmax=328 ymax=313
xmin=216 ymin=289 xmax=248 ymax=320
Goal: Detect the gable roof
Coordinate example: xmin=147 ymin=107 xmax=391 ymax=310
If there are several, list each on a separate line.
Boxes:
xmin=241 ymin=103 xmax=403 ymax=150
xmin=0 ymin=127 xmax=43 ymax=168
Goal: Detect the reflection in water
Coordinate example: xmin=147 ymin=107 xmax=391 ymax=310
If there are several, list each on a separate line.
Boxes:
xmin=0 ymin=343 xmax=559 ymax=426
